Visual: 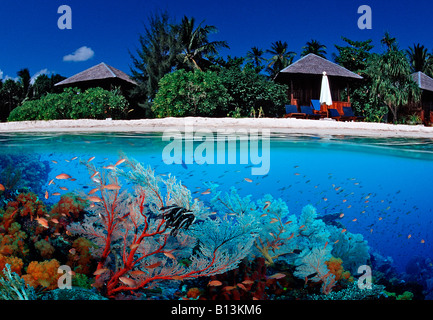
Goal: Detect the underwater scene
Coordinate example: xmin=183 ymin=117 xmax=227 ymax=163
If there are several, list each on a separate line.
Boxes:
xmin=1 ymin=131 xmax=433 ymax=301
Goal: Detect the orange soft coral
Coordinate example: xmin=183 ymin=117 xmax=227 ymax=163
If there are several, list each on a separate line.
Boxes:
xmin=67 ymin=237 xmax=95 ymax=275
xmin=325 ymin=257 xmax=353 ymax=282
xmin=0 ymin=222 xmax=28 ymax=257
xmin=35 ymin=239 xmax=55 ymax=259
xmin=14 ymin=192 xmax=47 ymax=219
xmin=0 ymin=253 xmax=24 ymax=275
xmin=50 ymin=193 xmax=87 ymax=220
xmin=22 ymin=259 xmax=61 ymax=290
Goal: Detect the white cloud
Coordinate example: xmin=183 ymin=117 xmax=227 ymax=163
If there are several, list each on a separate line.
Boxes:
xmin=30 ymin=69 xmax=50 ymax=84
xmin=63 ymin=46 xmax=95 ymax=62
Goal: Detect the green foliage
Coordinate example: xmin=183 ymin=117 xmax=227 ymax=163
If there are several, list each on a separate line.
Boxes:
xmin=301 ymin=39 xmax=327 ymax=58
xmin=8 ymin=87 xmax=130 ymax=121
xmin=152 ymin=69 xmax=231 ymax=117
xmin=219 ymin=65 xmax=289 ymax=117
xmin=334 ymin=37 xmax=374 ymax=73
xmin=365 ymin=50 xmax=421 ymax=123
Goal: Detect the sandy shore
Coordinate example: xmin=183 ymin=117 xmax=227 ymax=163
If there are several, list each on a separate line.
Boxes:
xmin=1 ymin=117 xmax=433 ymax=138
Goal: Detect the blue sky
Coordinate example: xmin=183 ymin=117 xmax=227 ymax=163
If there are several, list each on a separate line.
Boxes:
xmin=1 ymin=0 xmax=432 ymax=81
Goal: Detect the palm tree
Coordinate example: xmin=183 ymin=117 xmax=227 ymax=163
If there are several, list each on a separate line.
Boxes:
xmin=406 ymin=43 xmax=433 ymax=75
xmin=301 ymin=39 xmax=327 ymax=58
xmin=381 ymin=32 xmax=397 ymax=51
xmin=266 ymin=41 xmax=296 ymax=78
xmin=246 ymin=46 xmax=266 ymax=71
xmin=176 ymin=16 xmax=229 ymax=71
xmin=17 ymin=68 xmax=32 ymax=100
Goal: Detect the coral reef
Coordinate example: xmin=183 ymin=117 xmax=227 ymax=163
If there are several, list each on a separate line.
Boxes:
xmin=22 ymin=259 xmax=61 ymax=290
xmin=68 ymin=159 xmax=258 ymax=298
xmin=0 ymin=264 xmax=36 ymax=300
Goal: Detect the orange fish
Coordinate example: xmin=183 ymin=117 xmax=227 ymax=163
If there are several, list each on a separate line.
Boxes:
xmin=145 ymin=262 xmax=162 ymax=269
xmin=339 ymin=213 xmax=344 ymax=218
xmin=408 ymin=234 xmax=412 ymax=239
xmin=299 ymin=225 xmax=306 ymax=230
xmin=71 ymin=156 xmax=78 ymax=161
xmin=36 ymin=217 xmax=49 ymax=228
xmin=88 ymin=196 xmax=103 ymax=203
xmin=103 ymin=184 xmax=121 ymax=190
xmin=421 ymin=239 xmax=425 ymax=244
xmin=341 ymin=229 xmax=347 ymax=233
xmin=129 ymin=270 xmax=147 ymax=276
xmin=242 ymin=279 xmax=254 ymax=285
xmin=90 ymin=171 xmax=100 ymax=179
xmin=244 ymin=178 xmax=253 ymax=183
xmin=52 ymin=192 xmax=61 ymax=196
xmin=287 ymin=233 xmax=294 ymax=240
xmin=263 ymin=201 xmax=271 ymax=210
xmin=270 ymin=218 xmax=279 ymax=224
xmin=59 ymin=187 xmax=68 ymax=191
xmin=93 ymin=268 xmax=110 ymax=276
xmin=51 ymin=218 xmax=59 ymax=224
xmin=352 ymin=218 xmax=357 ymax=222
xmin=208 ymin=280 xmax=223 ymax=286
xmin=45 ymin=190 xmax=49 ymax=199
xmin=0 ymin=184 xmax=5 ymax=191
xmin=268 ymin=273 xmax=286 ymax=280
xmin=48 ymin=179 xmax=55 ymax=186
xmin=56 ymin=173 xmax=71 ymax=180
xmin=130 ymin=243 xmax=140 ymax=250
xmin=114 ymin=158 xmax=127 ymax=166
xmin=51 ymin=160 xmax=58 ymax=164
xmin=201 ymin=191 xmax=211 ymax=195
xmin=87 ymin=156 xmax=95 ymax=163
xmin=88 ymin=187 xmax=99 ymax=195
xmin=237 ymin=283 xmax=247 ymax=291
xmin=164 ymin=252 xmax=176 ymax=260
xmin=103 ymin=165 xmax=116 ymax=170
xmin=324 ymin=241 xmax=328 ymax=249
xmin=119 ymin=277 xmax=136 ymax=287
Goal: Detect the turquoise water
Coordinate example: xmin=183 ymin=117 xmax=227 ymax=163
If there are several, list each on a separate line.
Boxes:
xmin=1 ymin=132 xmax=433 ymax=298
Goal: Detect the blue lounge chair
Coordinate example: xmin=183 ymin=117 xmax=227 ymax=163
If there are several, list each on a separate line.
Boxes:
xmin=300 ymin=106 xmax=322 ymax=119
xmin=284 ymin=105 xmax=306 ymax=118
xmin=328 ymin=108 xmax=353 ymax=121
xmin=311 ymin=99 xmax=321 ymax=111
xmin=343 ymin=107 xmax=365 ymax=121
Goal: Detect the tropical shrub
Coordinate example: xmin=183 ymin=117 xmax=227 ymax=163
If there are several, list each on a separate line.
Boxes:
xmin=8 ymin=87 xmax=130 ymax=121
xmin=152 ymin=69 xmax=231 ymax=117
xmin=219 ymin=65 xmax=289 ymax=117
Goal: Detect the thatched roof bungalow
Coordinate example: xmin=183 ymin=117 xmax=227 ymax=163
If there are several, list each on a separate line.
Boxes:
xmin=410 ymin=71 xmax=433 ymax=124
xmin=55 ymin=62 xmax=137 ymax=92
xmin=274 ymin=53 xmax=363 ymax=108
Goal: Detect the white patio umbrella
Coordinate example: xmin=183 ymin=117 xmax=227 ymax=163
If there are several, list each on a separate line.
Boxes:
xmin=319 ymin=71 xmax=333 ymax=106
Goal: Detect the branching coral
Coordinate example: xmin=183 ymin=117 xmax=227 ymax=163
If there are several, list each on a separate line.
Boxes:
xmin=0 ymin=264 xmax=36 ymax=300
xmin=293 ymin=247 xmax=336 ymax=295
xmin=68 ymin=158 xmax=258 ymax=298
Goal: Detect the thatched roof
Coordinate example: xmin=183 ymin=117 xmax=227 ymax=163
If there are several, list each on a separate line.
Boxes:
xmin=275 ymin=53 xmax=363 ymax=80
xmin=55 ymin=62 xmax=137 ymax=87
xmin=411 ymin=71 xmax=433 ymax=93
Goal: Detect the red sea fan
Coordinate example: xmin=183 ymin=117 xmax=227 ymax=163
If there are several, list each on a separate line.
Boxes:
xmin=68 ymin=158 xmax=257 ymax=298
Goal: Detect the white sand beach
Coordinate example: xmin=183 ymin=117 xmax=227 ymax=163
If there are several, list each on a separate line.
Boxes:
xmin=1 ymin=117 xmax=433 ymax=138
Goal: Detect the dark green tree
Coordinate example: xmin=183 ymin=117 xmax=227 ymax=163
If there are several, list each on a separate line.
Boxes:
xmin=366 ymin=50 xmax=420 ymax=123
xmin=301 ymin=39 xmax=327 ymax=58
xmin=246 ymin=46 xmax=266 ymax=72
xmin=17 ymin=68 xmax=32 ymax=100
xmin=175 ymin=16 xmax=229 ymax=71
xmin=334 ymin=37 xmax=374 ymax=72
xmin=266 ymin=41 xmax=296 ymax=78
xmin=130 ymin=11 xmax=179 ymax=116
xmin=406 ymin=43 xmax=433 ymax=76
xmin=381 ymin=31 xmax=398 ymax=52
